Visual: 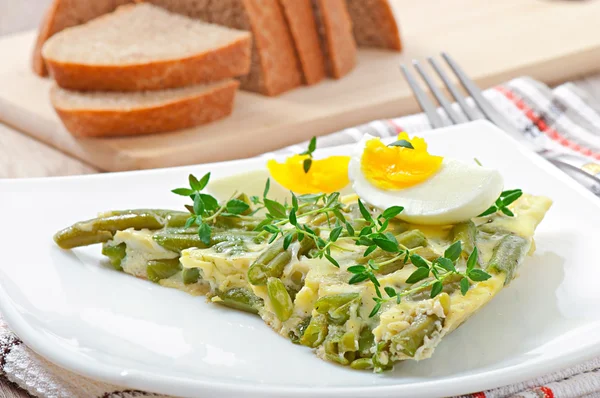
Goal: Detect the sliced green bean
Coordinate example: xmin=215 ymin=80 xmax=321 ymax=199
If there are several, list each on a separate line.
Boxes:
xmin=372 ymin=341 xmax=393 ymax=372
xmin=486 ymin=234 xmax=528 ymax=285
xmin=215 ymin=288 xmax=262 ymax=314
xmin=358 ymin=326 xmax=375 ymax=357
xmin=299 ymin=314 xmax=328 ymax=348
xmin=182 ymin=267 xmax=200 ymax=284
xmin=147 ymin=259 xmax=181 ymax=283
xmin=101 ymin=242 xmax=126 ymax=271
xmin=247 ymin=239 xmax=291 ymax=285
xmin=153 ymin=230 xmax=257 ymax=252
xmin=267 ymin=277 xmax=294 ymax=322
xmin=350 ymin=358 xmax=373 ymax=370
xmin=314 ymin=293 xmax=360 ymax=325
xmin=450 ymin=221 xmax=476 ymax=256
xmin=396 ymin=230 xmax=427 ymax=249
xmin=289 ymin=317 xmax=311 ymax=344
xmin=103 ymin=209 xmax=189 ymax=227
xmin=391 ymin=315 xmax=439 ymax=358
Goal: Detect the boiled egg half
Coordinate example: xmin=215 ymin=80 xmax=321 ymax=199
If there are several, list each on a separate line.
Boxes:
xmin=348 ymin=133 xmax=503 ymax=225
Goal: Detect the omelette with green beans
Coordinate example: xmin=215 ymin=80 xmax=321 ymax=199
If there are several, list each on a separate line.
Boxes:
xmin=53 ymin=133 xmax=552 ymax=372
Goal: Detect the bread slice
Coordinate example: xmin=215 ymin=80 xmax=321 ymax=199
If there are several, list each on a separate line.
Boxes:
xmin=51 ymin=80 xmax=239 ymax=137
xmin=42 ymin=3 xmax=252 ymax=91
xmin=345 ymin=0 xmax=402 ymax=51
xmin=32 ymin=0 xmax=133 ymax=77
xmin=143 ymin=0 xmax=303 ymax=96
xmin=311 ymin=0 xmax=357 ymax=79
xmin=278 ymin=0 xmax=326 ymax=85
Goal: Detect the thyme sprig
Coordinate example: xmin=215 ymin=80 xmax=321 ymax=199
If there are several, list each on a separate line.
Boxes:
xmin=479 ymin=189 xmax=523 ymax=217
xmin=299 ymin=136 xmax=317 ymax=173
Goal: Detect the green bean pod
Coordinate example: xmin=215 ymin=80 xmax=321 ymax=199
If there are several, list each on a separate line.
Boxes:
xmin=358 ymin=326 xmax=375 ymax=357
xmin=486 ymin=234 xmax=528 ymax=285
xmin=146 ymin=259 xmax=181 ymax=283
xmin=182 ymin=268 xmax=200 ymax=285
xmin=350 ymin=358 xmax=373 ymax=370
xmin=101 ymin=242 xmax=126 ymax=271
xmin=267 ymin=277 xmax=294 ymax=322
xmin=153 ymin=230 xmax=257 ymax=253
xmin=299 ymin=314 xmax=328 ymax=348
xmin=247 ymin=239 xmax=291 ymax=285
xmin=450 ymin=221 xmax=477 ymax=256
xmin=396 ymin=229 xmax=427 ymax=249
xmin=314 ymin=293 xmax=360 ymax=325
xmin=215 ymin=288 xmax=262 ymax=314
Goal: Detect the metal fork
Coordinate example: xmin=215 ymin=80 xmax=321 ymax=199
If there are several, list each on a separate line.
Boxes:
xmin=400 ymin=53 xmax=600 ymax=195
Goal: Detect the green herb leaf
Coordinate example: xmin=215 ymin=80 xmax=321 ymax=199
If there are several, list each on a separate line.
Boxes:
xmin=368 ymin=273 xmax=381 ymax=287
xmin=268 ymin=234 xmax=278 ymax=244
xmin=288 ymin=208 xmax=298 ymax=226
xmin=250 ymin=195 xmax=260 ymax=204
xmin=388 ymin=139 xmax=414 ymax=149
xmin=377 ymin=219 xmax=389 ymax=232
xmin=460 ymin=277 xmax=470 ymax=295
xmin=344 ymin=222 xmax=355 ymax=237
xmin=405 ymin=267 xmax=430 ymax=284
xmin=500 ymin=207 xmax=515 ymax=217
xmin=368 ymin=259 xmax=380 ymax=271
xmin=317 ymin=237 xmax=327 ymax=249
xmin=373 ymin=236 xmax=399 ymax=253
xmin=358 ymin=199 xmax=373 ymax=223
xmin=263 ymin=178 xmax=270 ymax=198
xmin=436 ymin=257 xmax=456 ymax=273
xmin=359 ymin=226 xmax=372 ymax=237
xmin=348 ymin=265 xmax=367 ymax=273
xmin=325 ymin=192 xmax=340 ymax=208
xmin=501 ymin=189 xmax=521 ymax=196
xmin=193 ymin=194 xmax=205 ymax=215
xmin=298 ymin=193 xmax=322 ymax=203
xmin=363 ymin=245 xmax=377 ymax=257
xmin=349 ymin=273 xmax=370 ymax=284
xmin=189 ymin=174 xmax=201 ymax=191
xmin=430 ymin=281 xmax=444 ymax=298
xmin=184 ymin=216 xmax=196 ymax=229
xmin=283 ymin=233 xmax=294 ymax=250
xmin=263 ymin=224 xmax=280 ymax=234
xmin=384 ymin=286 xmax=397 ymax=297
xmin=291 ymin=193 xmax=299 ymax=211
xmin=325 ymin=253 xmax=339 ymax=268
xmin=198 ymin=222 xmax=211 ymax=245
xmin=333 ymin=209 xmax=346 ymax=222
xmin=330 ymin=226 xmax=343 ymax=242
xmin=410 ymin=254 xmax=429 ymax=269
xmin=478 ymin=206 xmax=498 ymax=217
xmin=303 ymin=158 xmax=312 ymax=173
xmin=396 ymin=295 xmax=402 ymax=304
xmin=382 ymin=206 xmax=404 ymax=220
xmin=466 ymin=247 xmax=478 ymax=273
xmin=172 ymin=188 xmax=195 ymax=196
xmin=468 ymin=269 xmax=492 ymax=282
xmin=197 ymin=172 xmax=211 ymax=191
xmin=226 ymin=199 xmax=250 ymax=215
xmin=357 ymin=237 xmax=375 ymax=246
xmin=369 ymin=302 xmax=382 ymax=318
xmin=264 ymin=198 xmax=287 ymax=218
xmin=308 ymin=136 xmax=317 ymax=153
xmin=199 ymin=194 xmax=219 ymax=212
xmin=444 ymin=241 xmax=462 ymax=262
xmin=501 ymin=190 xmax=523 ymax=206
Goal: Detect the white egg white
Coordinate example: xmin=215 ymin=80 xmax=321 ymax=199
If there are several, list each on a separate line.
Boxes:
xmin=348 ymin=134 xmax=504 ymax=225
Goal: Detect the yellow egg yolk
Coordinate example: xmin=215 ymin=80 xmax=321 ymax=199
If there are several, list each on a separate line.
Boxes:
xmin=361 ymin=132 xmax=443 ymax=190
xmin=267 ymin=155 xmax=351 ymax=194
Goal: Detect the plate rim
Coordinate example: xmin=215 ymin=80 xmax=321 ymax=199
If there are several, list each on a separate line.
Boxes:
xmin=2 ymin=120 xmax=600 ymax=398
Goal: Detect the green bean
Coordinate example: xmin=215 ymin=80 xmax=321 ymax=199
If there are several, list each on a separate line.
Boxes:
xmin=153 ymin=230 xmax=258 ymax=252
xmin=247 ymin=239 xmax=291 ymax=285
xmin=391 ymin=293 xmax=449 ymax=358
xmin=182 ymin=267 xmax=200 ymax=284
xmin=324 ymin=332 xmax=355 ymax=365
xmin=314 ymin=293 xmax=360 ymax=325
xmin=103 ymin=209 xmax=189 ymax=227
xmin=358 ymin=326 xmax=375 ymax=357
xmin=289 ymin=317 xmax=311 ymax=344
xmin=396 ymin=230 xmax=427 ymax=249
xmin=146 ymin=259 xmax=181 ymax=283
xmin=267 ymin=277 xmax=294 ymax=322
xmin=350 ymin=358 xmax=373 ymax=370
xmin=101 ymin=242 xmax=126 ymax=271
xmin=54 ymin=210 xmax=181 ymax=249
xmin=297 ymin=233 xmax=317 ymax=257
xmin=450 ymin=221 xmax=476 ymax=256
xmin=215 ymin=288 xmax=262 ymax=314
xmin=299 ymin=314 xmax=328 ymax=348
xmin=372 ymin=341 xmax=393 ymax=372
xmin=486 ymin=234 xmax=528 ymax=285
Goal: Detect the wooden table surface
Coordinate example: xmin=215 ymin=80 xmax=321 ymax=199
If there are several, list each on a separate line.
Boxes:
xmin=2 ymin=1 xmax=600 ymax=397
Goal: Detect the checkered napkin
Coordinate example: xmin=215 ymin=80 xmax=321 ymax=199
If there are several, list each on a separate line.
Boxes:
xmin=2 ymin=77 xmax=600 ymax=398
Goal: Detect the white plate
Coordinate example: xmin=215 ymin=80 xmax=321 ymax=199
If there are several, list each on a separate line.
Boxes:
xmin=1 ymin=120 xmax=600 ymax=398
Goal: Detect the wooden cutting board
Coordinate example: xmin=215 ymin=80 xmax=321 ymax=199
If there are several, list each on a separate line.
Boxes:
xmin=1 ymin=0 xmax=600 ymax=172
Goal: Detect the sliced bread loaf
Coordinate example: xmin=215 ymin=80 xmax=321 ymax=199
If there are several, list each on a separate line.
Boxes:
xmin=32 ymin=0 xmax=133 ymax=77
xmin=143 ymin=0 xmax=303 ymax=96
xmin=51 ymin=80 xmax=239 ymax=137
xmin=311 ymin=0 xmax=357 ymax=79
xmin=42 ymin=3 xmax=252 ymax=91
xmin=345 ymin=0 xmax=402 ymax=51
xmin=279 ymin=0 xmax=326 ymax=85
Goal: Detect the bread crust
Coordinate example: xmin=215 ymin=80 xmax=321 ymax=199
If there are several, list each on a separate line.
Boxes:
xmin=44 ymin=29 xmax=252 ymax=91
xmin=51 ymin=80 xmax=239 ymax=137
xmin=345 ymin=0 xmax=402 ymax=51
xmin=313 ymin=0 xmax=357 ymax=79
xmin=278 ymin=0 xmax=325 ymax=85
